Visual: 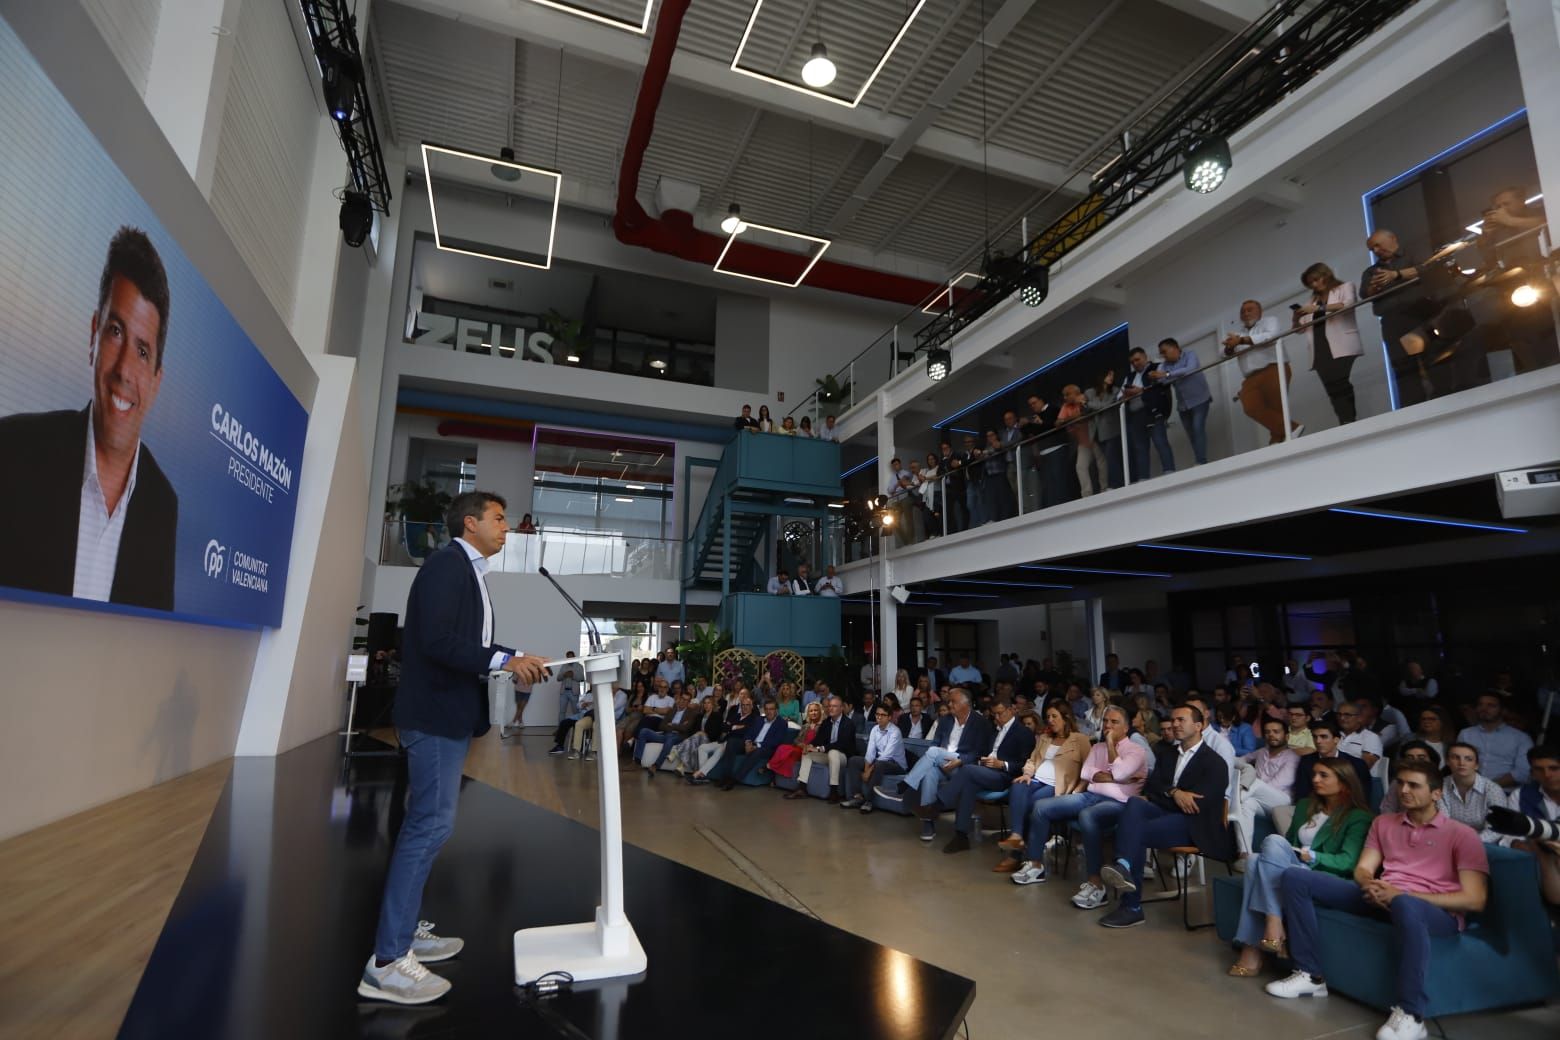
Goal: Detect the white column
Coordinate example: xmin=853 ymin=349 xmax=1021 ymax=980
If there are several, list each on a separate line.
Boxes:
xmin=144 ymin=0 xmax=244 ymax=195
xmin=288 ymin=116 xmax=347 ymax=355
xmin=878 ymin=557 xmax=899 ymax=685
xmin=1508 ymin=0 xmax=1560 ymax=212
xmin=874 ymin=396 xmax=895 ymax=504
xmin=1086 ymin=596 xmax=1107 ymax=685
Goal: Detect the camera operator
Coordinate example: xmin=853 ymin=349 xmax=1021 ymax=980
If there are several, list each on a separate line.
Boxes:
xmin=1487 ymin=745 xmax=1560 ymax=909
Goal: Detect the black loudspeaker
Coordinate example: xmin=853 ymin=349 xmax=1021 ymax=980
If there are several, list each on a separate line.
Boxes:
xmin=368 ymin=612 xmax=400 ymax=655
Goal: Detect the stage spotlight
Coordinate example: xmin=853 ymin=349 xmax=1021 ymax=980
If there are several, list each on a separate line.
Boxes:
xmin=802 ymin=43 xmax=837 ymax=88
xmin=926 ymin=347 xmax=951 ymax=381
xmin=879 ymin=510 xmax=896 ymax=529
xmin=339 ymin=191 xmax=373 ymax=248
xmin=1019 ymin=265 xmax=1049 ymax=307
xmin=1183 ymin=136 xmax=1231 ymax=194
xmin=721 ymin=203 xmax=744 ymax=235
xmin=1511 ymin=282 xmax=1542 ymax=308
xmin=319 ymin=46 xmax=360 ymax=123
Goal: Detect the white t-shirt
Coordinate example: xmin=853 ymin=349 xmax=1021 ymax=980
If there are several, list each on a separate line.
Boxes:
xmin=645 ymin=693 xmax=675 ymax=714
xmin=1339 ymin=729 xmax=1385 ymax=778
xmin=1036 ymin=744 xmax=1060 ymax=787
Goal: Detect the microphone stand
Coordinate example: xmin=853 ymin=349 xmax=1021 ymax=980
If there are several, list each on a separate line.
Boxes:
xmin=511 ymin=567 xmax=646 ymax=984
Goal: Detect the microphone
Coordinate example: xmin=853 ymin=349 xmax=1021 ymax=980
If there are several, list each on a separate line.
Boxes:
xmin=537 ymin=566 xmax=603 ymax=652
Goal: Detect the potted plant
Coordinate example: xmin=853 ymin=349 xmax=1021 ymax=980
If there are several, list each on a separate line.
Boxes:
xmin=676 ymin=623 xmax=732 ymax=681
xmin=814 ymin=373 xmax=851 ymax=415
xmin=386 ymin=480 xmax=452 ymax=560
xmin=543 ymin=309 xmax=586 ymax=358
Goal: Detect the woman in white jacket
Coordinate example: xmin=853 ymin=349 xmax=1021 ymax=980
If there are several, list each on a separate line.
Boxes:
xmin=1293 ymin=262 xmax=1362 ymax=425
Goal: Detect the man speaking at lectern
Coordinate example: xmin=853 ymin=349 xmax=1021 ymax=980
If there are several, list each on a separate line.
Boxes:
xmin=360 ymin=491 xmax=552 ymax=1005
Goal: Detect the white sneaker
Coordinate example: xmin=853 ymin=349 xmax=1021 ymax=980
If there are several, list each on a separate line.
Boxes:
xmin=411 ymin=920 xmax=463 ymax=963
xmin=1011 ymin=861 xmax=1048 ymax=885
xmin=1071 ymin=882 xmax=1107 ymax=909
xmin=1100 ymin=863 xmax=1137 ymax=895
xmin=1375 ymin=1007 xmax=1426 ymax=1040
xmin=1265 ymin=970 xmax=1328 ymax=1000
xmin=358 ymin=953 xmax=451 ymax=1005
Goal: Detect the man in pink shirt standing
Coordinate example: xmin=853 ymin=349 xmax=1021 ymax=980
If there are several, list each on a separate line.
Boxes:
xmin=1267 ymin=759 xmax=1489 ymax=1040
xmin=1007 ymin=705 xmax=1147 ymax=907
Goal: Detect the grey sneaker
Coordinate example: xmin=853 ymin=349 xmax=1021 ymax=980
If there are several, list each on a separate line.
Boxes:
xmin=411 ymin=920 xmax=463 ymax=963
xmin=358 ymin=953 xmax=451 ymax=1005
xmin=1071 ymin=882 xmax=1108 ymax=909
xmin=1100 ymin=863 xmax=1137 ymax=895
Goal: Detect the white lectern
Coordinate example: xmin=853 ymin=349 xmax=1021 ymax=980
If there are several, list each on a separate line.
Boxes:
xmin=513 ymin=571 xmax=647 ymax=985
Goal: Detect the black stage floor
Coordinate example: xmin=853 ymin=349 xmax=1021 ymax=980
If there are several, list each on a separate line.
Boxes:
xmin=118 ymin=735 xmax=975 ymax=1040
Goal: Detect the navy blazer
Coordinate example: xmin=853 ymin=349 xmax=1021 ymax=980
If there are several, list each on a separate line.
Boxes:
xmin=988 ymin=720 xmax=1038 ymax=779
xmin=0 ymin=407 xmax=177 ymax=610
xmin=394 ymin=541 xmax=516 ymax=739
xmin=749 ymin=714 xmax=791 ymax=752
xmin=929 ymin=712 xmax=995 ymax=764
xmin=814 ymin=714 xmax=857 ymax=755
xmin=1143 ymin=739 xmax=1234 ymax=861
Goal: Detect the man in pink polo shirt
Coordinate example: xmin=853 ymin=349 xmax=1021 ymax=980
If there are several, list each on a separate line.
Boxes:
xmin=1267 ymin=759 xmax=1488 ymax=1040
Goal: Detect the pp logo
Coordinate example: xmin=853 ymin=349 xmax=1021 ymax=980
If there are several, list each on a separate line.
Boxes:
xmin=203 ymin=539 xmax=227 ymax=579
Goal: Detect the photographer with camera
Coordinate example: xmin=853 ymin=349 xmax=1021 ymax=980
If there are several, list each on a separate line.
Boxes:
xmin=1485 ymin=745 xmax=1560 ymax=910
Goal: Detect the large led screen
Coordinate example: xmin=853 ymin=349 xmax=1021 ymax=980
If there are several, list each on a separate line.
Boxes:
xmin=0 ymin=18 xmax=307 ymax=627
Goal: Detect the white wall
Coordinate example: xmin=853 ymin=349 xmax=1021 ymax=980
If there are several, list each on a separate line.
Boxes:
xmin=714 ymin=292 xmax=769 ymax=393
xmin=767 ymin=294 xmax=904 ymax=415
xmin=1102 ymin=590 xmax=1173 ymax=678
xmin=0 ymin=601 xmax=259 ymax=840
xmin=940 ymin=601 xmax=1091 ymax=672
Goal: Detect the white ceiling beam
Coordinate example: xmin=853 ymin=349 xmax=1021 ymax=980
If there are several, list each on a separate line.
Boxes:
xmin=827 ymin=0 xmax=1039 ymax=234
xmin=1153 ymin=0 xmax=1268 ymax=33
xmin=871 ymin=164 xmax=961 ymax=252
xmin=390 ymin=0 xmax=1075 ymax=190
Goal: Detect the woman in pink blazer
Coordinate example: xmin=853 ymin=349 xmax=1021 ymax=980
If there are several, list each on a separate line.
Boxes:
xmin=1293 ymin=262 xmax=1362 ymax=425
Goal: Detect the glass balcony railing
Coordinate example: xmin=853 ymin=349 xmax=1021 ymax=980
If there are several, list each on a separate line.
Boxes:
xmin=378 ymin=521 xmax=680 ymax=580
xmin=822 ymin=223 xmax=1557 ymax=555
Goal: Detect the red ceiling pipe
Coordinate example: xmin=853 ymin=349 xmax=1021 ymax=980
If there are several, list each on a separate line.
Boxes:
xmin=612 ymin=0 xmax=945 ymax=307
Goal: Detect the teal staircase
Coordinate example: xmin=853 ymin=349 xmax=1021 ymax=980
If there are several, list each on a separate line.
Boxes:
xmin=679 ymin=434 xmax=843 ymax=656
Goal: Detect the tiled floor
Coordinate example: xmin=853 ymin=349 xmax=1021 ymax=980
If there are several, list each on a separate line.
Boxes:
xmin=466 ymin=731 xmax=1560 ymax=1040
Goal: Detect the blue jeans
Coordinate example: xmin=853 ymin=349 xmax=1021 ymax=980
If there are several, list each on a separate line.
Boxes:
xmin=903 ymin=747 xmax=960 ymax=803
xmin=965 ymin=483 xmax=986 ymax=527
xmin=634 ymin=729 xmax=683 ymax=769
xmin=373 ymin=728 xmax=470 ymax=960
xmin=937 ymin=763 xmax=1010 ymax=834
xmin=1007 ymin=780 xmax=1054 ymax=837
xmin=1125 ymin=409 xmax=1175 ymax=482
xmin=1235 ymin=833 xmax=1305 ymax=948
xmin=1281 ymin=867 xmax=1457 ymax=1018
xmin=1023 ymin=790 xmax=1109 ymax=859
xmin=1111 ymin=797 xmax=1196 ymax=911
xmin=1178 ymin=401 xmax=1210 ymax=465
xmin=1075 ymin=797 xmax=1128 ymax=877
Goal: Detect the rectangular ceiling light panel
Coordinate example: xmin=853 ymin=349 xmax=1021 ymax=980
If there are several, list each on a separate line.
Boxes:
xmin=921 ymin=271 xmax=982 ymax=314
xmin=730 ymin=0 xmax=930 ymax=108
xmin=520 ymin=0 xmax=656 ymax=33
xmin=422 ymin=143 xmax=562 ymax=270
xmin=713 ymin=221 xmax=831 ymax=288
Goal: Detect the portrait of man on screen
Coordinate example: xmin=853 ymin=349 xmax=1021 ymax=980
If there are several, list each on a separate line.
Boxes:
xmin=0 ymin=226 xmax=179 ymax=610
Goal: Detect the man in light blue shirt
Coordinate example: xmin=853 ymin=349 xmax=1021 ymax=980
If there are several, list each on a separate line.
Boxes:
xmin=842 ymin=704 xmax=908 ymax=811
xmin=1457 ymin=691 xmax=1534 ymax=789
xmin=656 ymin=649 xmax=685 ymax=686
xmin=1151 ymin=337 xmax=1212 ymax=465
xmin=948 ymin=655 xmax=982 ymax=688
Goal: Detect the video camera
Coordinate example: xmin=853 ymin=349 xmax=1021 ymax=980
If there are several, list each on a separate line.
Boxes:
xmin=1485 ymin=805 xmax=1560 ymax=844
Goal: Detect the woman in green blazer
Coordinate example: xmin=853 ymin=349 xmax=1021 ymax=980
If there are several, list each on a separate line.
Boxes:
xmin=1228 ymin=756 xmax=1373 ymax=977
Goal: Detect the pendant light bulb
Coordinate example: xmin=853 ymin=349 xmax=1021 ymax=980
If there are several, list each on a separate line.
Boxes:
xmin=802 ymin=43 xmax=836 ymax=88
xmin=721 ymin=203 xmax=744 ymax=236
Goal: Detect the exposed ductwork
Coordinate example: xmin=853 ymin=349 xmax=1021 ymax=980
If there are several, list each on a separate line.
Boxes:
xmin=611 ymin=0 xmax=946 ymax=307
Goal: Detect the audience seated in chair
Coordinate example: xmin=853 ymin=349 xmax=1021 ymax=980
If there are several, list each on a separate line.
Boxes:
xmin=769 ymin=700 xmax=824 ymax=783
xmin=665 ymin=693 xmax=726 ymax=775
xmin=787 ymin=695 xmax=857 ymax=802
xmin=897 ymin=696 xmax=936 ymax=740
xmin=994 ymin=702 xmax=1091 ymax=873
xmin=1009 ymin=705 xmax=1148 ymax=896
xmin=705 ymin=699 xmax=789 ymax=791
xmin=690 ymin=690 xmax=755 ymax=784
xmin=929 ymin=699 xmax=1038 ymax=854
xmin=635 ymin=690 xmax=703 ymax=778
xmin=1228 ymin=756 xmax=1372 ymax=977
xmin=1234 ymin=718 xmax=1302 ymax=860
xmin=1096 ymin=704 xmax=1235 ymax=928
xmin=842 ymin=705 xmax=908 ymax=812
xmin=1267 ymin=759 xmax=1488 ymax=1040
xmin=889 ymin=688 xmax=992 ymax=843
